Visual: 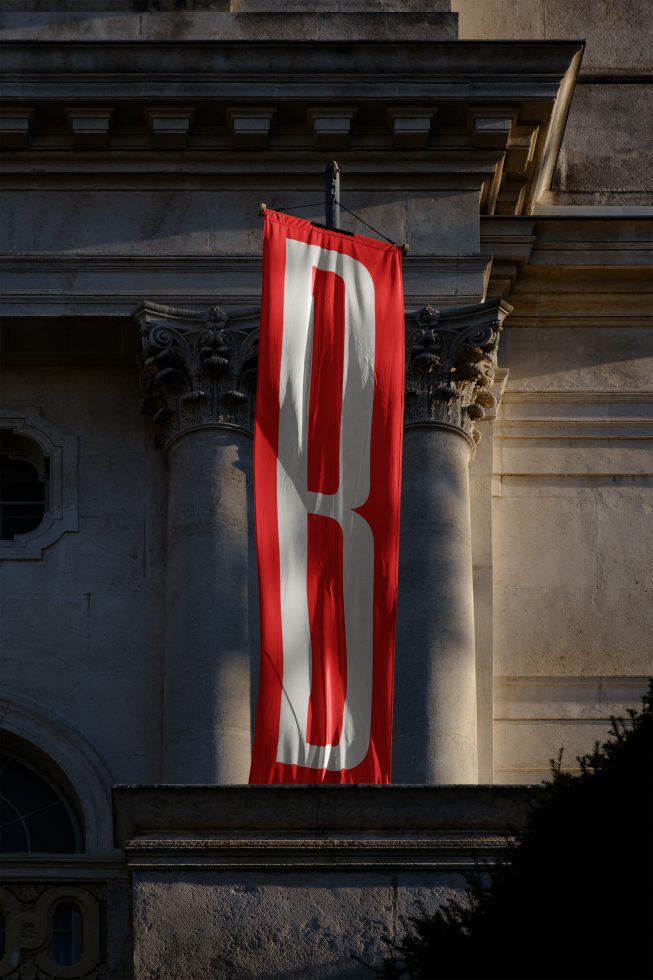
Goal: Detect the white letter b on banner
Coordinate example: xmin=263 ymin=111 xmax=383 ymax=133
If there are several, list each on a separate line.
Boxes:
xmin=276 ymin=237 xmax=375 ymax=771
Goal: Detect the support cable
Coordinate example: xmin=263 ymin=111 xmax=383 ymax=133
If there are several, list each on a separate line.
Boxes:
xmin=259 ymin=201 xmax=409 ymax=253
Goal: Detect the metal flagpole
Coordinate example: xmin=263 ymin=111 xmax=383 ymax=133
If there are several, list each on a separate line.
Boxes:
xmin=324 ymin=160 xmax=340 ymax=230
xmin=259 ymin=161 xmax=409 ymax=251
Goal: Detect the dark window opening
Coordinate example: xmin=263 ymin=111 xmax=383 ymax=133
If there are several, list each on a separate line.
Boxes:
xmin=0 ymin=751 xmax=82 ymax=854
xmin=0 ymin=430 xmax=50 ymax=540
xmin=52 ymin=902 xmax=84 ymax=966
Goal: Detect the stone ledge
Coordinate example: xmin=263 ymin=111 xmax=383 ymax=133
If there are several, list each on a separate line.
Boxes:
xmin=123 ymin=836 xmax=519 ymax=872
xmin=113 ymin=784 xmax=545 ymax=847
xmin=0 ymin=39 xmax=583 ymax=80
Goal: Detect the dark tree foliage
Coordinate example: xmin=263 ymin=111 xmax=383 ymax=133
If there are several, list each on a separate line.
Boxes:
xmin=386 ymin=683 xmax=652 ymax=980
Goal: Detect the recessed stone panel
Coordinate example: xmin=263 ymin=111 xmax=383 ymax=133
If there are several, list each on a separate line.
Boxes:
xmin=494 ymin=494 xmax=597 ymax=591
xmin=494 ymin=586 xmax=653 ymax=676
xmin=494 ymin=717 xmax=621 ymax=779
xmin=597 ymin=486 xmax=653 ymax=590
xmin=501 ymin=327 xmax=653 ymax=393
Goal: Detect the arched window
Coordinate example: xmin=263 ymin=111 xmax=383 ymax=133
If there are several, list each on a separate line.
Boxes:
xmin=0 ymin=745 xmax=83 ymax=854
xmin=0 ymin=429 xmax=50 ymax=540
xmin=0 ymin=729 xmax=104 ymax=974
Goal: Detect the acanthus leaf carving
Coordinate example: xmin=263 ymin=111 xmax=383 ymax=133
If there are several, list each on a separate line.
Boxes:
xmin=404 ymin=299 xmax=511 ymax=447
xmin=136 ymin=298 xmax=510 ymax=452
xmin=136 ymin=302 xmax=259 ymax=449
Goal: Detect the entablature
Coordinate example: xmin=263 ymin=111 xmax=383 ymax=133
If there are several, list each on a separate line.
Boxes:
xmin=0 ymin=40 xmax=583 ymax=217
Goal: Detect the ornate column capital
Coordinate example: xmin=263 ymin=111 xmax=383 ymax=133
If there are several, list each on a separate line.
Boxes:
xmin=404 ymin=298 xmax=512 ymax=448
xmin=136 ymin=297 xmax=510 ymax=452
xmin=136 ymin=302 xmax=259 ymax=450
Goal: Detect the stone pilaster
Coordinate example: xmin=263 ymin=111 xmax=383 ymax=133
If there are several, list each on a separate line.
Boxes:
xmin=137 ymin=302 xmax=259 ymax=784
xmin=394 ymin=298 xmax=511 ymax=785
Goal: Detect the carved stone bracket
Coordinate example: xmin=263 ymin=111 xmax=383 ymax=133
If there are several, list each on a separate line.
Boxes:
xmin=404 ymin=298 xmax=512 ymax=448
xmin=136 ymin=302 xmax=259 ymax=450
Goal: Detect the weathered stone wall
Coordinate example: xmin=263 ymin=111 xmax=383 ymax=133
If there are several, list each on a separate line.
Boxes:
xmin=0 ymin=4 xmax=651 ymax=974
xmin=454 ymin=0 xmax=653 ymax=206
xmin=0 ymin=0 xmax=649 ymax=800
xmin=0 ymin=366 xmax=167 ymax=791
xmin=487 ymin=215 xmax=653 ymax=780
xmin=113 ymin=784 xmax=541 ymax=980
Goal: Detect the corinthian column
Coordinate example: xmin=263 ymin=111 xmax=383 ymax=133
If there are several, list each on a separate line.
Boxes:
xmin=138 ymin=303 xmax=258 ymax=783
xmin=393 ymin=299 xmax=511 ymax=784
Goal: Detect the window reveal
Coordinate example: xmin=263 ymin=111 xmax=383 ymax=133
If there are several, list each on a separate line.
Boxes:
xmin=0 ymin=430 xmax=50 ymax=540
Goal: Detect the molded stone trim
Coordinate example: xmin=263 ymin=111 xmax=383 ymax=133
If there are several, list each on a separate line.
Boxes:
xmin=0 ymin=691 xmax=116 ymax=855
xmin=0 ymin=882 xmax=105 ymax=977
xmin=113 ymin=784 xmax=546 ymax=871
xmin=0 ymin=407 xmax=78 ymax=560
xmin=113 ymin=783 xmax=545 ymax=847
xmin=0 ymin=39 xmax=584 ymax=216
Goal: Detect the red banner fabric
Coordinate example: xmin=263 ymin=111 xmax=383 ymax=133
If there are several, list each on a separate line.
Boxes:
xmin=250 ymin=210 xmax=405 ymax=784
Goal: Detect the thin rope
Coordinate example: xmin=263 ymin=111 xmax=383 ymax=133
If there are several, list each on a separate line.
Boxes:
xmin=273 ymin=202 xmax=324 ymax=212
xmin=335 ymin=201 xmax=399 ymax=246
xmin=267 ymin=200 xmax=402 ymax=247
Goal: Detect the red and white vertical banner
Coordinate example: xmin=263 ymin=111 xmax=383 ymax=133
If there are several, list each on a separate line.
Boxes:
xmin=250 ymin=210 xmax=404 ymax=784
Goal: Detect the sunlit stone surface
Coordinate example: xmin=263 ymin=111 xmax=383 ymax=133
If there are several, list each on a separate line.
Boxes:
xmin=0 ymin=2 xmax=650 ymax=976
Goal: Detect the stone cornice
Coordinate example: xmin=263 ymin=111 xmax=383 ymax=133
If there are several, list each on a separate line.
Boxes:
xmin=0 ymin=40 xmax=583 ymax=79
xmin=121 ymin=836 xmax=511 ymax=872
xmin=4 ymin=213 xmax=650 ymax=320
xmin=112 ymin=783 xmax=546 ymax=848
xmin=0 ymin=254 xmax=491 ymax=319
xmin=0 ymin=40 xmax=583 ymax=217
xmin=113 ymin=783 xmax=544 ymax=869
xmin=481 ymin=214 xmax=653 ymax=299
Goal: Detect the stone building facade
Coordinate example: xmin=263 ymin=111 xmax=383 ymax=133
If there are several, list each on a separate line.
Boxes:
xmin=0 ymin=2 xmax=651 ymax=977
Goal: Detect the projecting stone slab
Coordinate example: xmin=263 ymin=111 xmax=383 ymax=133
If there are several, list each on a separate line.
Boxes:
xmin=113 ymin=783 xmax=542 ymax=845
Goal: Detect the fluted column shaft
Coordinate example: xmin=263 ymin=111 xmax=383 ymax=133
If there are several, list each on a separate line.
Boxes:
xmin=138 ymin=303 xmax=258 ymax=783
xmin=393 ymin=300 xmax=510 ymax=783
